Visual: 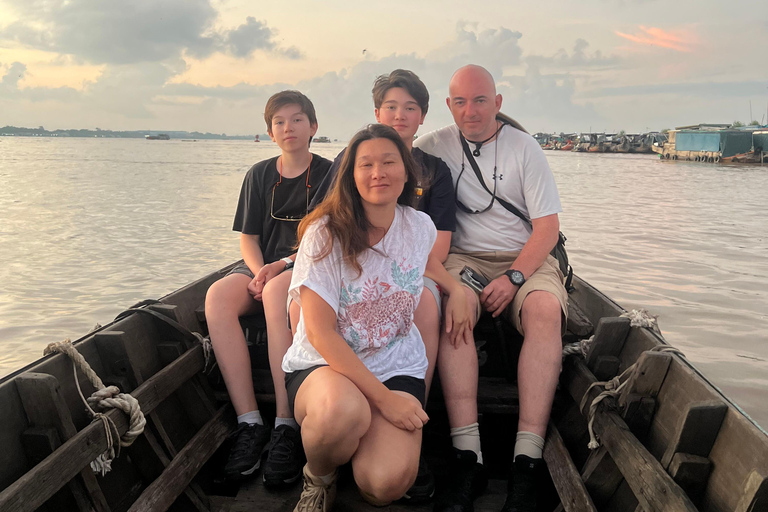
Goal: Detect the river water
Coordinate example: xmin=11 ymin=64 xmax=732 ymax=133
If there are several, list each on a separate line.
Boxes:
xmin=1 ymin=137 xmax=766 ymax=428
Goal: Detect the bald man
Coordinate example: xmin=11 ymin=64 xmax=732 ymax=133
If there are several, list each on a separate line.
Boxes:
xmin=414 ymin=65 xmax=568 ymax=512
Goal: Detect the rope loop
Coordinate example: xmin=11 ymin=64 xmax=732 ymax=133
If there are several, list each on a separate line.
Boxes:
xmin=43 ymin=339 xmax=146 ymax=474
xmin=583 ymin=344 xmax=685 ymax=450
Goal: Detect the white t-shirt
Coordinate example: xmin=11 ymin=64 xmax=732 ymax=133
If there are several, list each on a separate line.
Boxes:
xmin=414 ymin=124 xmax=562 ymax=252
xmin=282 ymin=205 xmax=436 ymax=382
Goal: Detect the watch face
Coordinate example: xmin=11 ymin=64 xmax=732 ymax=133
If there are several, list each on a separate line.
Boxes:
xmin=508 ymin=270 xmax=525 ymax=286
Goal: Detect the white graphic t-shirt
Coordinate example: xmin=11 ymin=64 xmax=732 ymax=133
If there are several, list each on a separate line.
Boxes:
xmin=282 ymin=205 xmax=436 ymax=382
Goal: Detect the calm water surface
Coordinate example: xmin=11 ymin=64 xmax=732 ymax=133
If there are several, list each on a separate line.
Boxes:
xmin=1 ymin=138 xmax=766 ymax=427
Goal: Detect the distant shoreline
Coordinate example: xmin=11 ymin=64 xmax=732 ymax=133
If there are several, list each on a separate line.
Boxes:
xmin=0 ymin=125 xmax=266 ymax=141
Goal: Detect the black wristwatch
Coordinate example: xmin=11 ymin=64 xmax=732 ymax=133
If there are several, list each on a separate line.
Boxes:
xmin=504 ymin=269 xmax=526 ymax=287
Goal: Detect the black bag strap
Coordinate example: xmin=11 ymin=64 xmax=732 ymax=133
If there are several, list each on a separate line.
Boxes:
xmin=459 ymin=132 xmax=532 ymax=229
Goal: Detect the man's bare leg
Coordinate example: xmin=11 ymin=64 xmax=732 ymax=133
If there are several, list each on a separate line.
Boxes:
xmin=516 ymin=290 xmax=562 ymax=438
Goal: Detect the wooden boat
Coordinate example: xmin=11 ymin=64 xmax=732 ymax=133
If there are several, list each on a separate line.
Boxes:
xmin=0 ymin=263 xmax=766 ymax=512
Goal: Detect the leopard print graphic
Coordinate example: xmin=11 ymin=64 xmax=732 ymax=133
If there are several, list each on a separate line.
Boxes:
xmin=341 ymin=290 xmax=415 ymax=350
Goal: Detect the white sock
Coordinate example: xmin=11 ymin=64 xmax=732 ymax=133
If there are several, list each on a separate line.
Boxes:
xmin=513 ymin=431 xmax=545 ymax=461
xmin=450 ymin=422 xmax=483 ymax=464
xmin=275 ymin=417 xmax=299 ymax=430
xmin=237 ymin=410 xmax=263 ymax=426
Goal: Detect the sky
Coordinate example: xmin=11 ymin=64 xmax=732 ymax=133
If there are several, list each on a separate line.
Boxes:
xmin=1 ymin=0 xmax=767 ymax=138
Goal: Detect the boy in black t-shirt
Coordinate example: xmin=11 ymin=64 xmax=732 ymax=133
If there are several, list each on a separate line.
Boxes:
xmin=310 ymin=69 xmax=457 ymax=503
xmin=205 ymin=91 xmax=331 ymax=486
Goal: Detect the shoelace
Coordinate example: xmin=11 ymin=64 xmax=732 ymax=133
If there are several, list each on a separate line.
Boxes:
xmin=297 ymin=478 xmax=331 ymax=511
xmin=229 ymin=424 xmax=261 ymax=458
xmin=267 ymin=428 xmax=295 ymax=462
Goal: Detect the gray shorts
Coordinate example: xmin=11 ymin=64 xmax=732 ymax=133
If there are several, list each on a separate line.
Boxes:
xmin=227 ymin=262 xmax=254 ymax=279
xmin=423 ymin=277 xmax=442 ymax=319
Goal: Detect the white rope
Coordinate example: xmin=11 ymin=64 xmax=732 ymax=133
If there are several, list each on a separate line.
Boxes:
xmin=562 ymin=335 xmax=594 ymax=360
xmin=582 ymin=345 xmax=685 ymax=450
xmin=620 ymin=308 xmax=662 ymax=335
xmin=44 ymin=339 xmax=146 ymax=475
xmin=192 ymin=331 xmax=215 ymax=373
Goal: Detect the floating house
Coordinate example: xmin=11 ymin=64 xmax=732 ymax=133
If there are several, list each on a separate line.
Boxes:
xmin=652 ymin=124 xmax=764 ymax=163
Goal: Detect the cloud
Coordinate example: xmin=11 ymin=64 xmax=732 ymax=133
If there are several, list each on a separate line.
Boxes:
xmin=0 ymin=0 xmax=301 ymax=64
xmin=0 ymin=24 xmax=604 ymax=134
xmin=615 ymin=26 xmax=695 ymax=52
xmin=223 ymin=17 xmax=303 ymax=60
xmin=527 ymin=39 xmax=622 ymax=69
xmin=583 ymin=79 xmax=768 ymax=99
xmin=1 ymin=62 xmax=26 ymax=90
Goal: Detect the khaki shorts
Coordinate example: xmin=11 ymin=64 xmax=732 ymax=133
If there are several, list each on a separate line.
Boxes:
xmin=444 ymin=250 xmax=568 ymax=336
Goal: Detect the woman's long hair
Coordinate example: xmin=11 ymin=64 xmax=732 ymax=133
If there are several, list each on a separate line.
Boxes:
xmin=297 ymin=124 xmax=419 ymax=275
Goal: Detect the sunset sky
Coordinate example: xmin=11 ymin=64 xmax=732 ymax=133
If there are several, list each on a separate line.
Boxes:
xmin=1 ymin=0 xmax=766 ymax=137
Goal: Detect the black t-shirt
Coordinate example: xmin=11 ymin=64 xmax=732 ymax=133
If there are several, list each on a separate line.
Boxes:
xmin=233 ymin=154 xmax=332 ymax=264
xmin=309 ymin=147 xmax=456 ymax=231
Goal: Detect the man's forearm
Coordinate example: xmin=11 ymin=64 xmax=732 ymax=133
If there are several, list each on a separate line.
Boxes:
xmin=510 ymin=214 xmax=560 ymax=278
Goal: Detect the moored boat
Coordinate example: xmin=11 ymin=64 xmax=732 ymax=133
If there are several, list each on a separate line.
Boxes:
xmin=0 ymin=264 xmax=766 ymax=512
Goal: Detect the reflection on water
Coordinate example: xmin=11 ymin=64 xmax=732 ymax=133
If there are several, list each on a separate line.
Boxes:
xmin=1 ymin=139 xmax=767 ymax=426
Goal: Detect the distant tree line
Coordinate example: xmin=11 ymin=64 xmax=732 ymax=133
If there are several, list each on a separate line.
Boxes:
xmin=0 ymin=125 xmax=267 ymax=140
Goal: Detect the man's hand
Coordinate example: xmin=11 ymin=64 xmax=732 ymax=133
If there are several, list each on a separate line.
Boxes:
xmin=480 ymin=276 xmax=518 ymax=318
xmin=247 ymin=261 xmax=285 ymax=300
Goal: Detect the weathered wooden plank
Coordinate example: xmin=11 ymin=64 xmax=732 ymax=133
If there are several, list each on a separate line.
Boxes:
xmin=660 ymin=401 xmax=727 ymax=469
xmin=0 ymin=345 xmax=205 ymax=512
xmin=733 ymin=470 xmax=768 ymax=512
xmin=581 ymin=446 xmax=624 ymax=506
xmin=20 ymin=427 xmax=82 ymax=512
xmin=669 ymin=453 xmax=711 ymax=505
xmin=126 ymin=405 xmax=233 ymax=512
xmin=16 ymin=373 xmax=110 ymax=512
xmin=543 ymin=423 xmax=597 ymax=512
xmin=566 ymin=300 xmax=593 ymax=337
xmin=585 ymin=317 xmax=631 ymax=379
xmin=618 ymin=351 xmax=672 ymax=407
xmin=563 ymin=357 xmax=698 ymax=512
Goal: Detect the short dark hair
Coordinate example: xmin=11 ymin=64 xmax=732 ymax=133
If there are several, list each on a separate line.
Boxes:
xmin=264 ymin=90 xmax=318 ymax=135
xmin=371 ymin=69 xmax=429 ymax=116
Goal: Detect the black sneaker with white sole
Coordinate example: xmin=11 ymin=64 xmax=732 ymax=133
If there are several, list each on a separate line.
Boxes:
xmin=263 ymin=425 xmax=304 ymax=488
xmin=224 ymin=422 xmax=271 ymax=480
xmin=401 ymin=456 xmax=435 ymax=503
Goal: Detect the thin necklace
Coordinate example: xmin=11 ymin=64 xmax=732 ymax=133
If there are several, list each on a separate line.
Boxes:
xmin=455 ymin=135 xmax=499 ymax=214
xmin=465 ymin=121 xmax=503 ymax=156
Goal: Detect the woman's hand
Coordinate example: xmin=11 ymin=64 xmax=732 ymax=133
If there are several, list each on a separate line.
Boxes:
xmin=377 ymin=391 xmax=429 ymax=431
xmin=248 ymin=261 xmax=285 ymax=300
xmin=444 ymin=287 xmax=472 ymax=347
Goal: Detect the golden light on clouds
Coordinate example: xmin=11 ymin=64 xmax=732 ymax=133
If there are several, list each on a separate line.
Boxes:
xmin=0 ymin=48 xmax=104 ymax=90
xmin=614 ymin=26 xmax=696 ymax=52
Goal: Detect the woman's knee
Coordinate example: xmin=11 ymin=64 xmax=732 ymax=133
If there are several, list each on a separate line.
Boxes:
xmin=301 ymin=387 xmax=371 ymax=445
xmin=356 ymin=465 xmax=415 ymax=505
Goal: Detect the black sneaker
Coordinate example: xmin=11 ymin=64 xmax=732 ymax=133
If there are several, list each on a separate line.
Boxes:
xmin=401 ymin=456 xmax=435 ymax=503
xmin=433 ymin=448 xmax=488 ymax=512
xmin=500 ymin=455 xmax=545 ymax=512
xmin=224 ymin=422 xmax=271 ymax=480
xmin=263 ymin=425 xmax=304 ymax=488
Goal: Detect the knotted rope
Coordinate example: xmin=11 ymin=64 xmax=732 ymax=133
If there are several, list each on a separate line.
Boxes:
xmin=581 ymin=345 xmax=684 ymax=449
xmin=561 ymin=309 xmax=679 ymax=449
xmin=44 ymin=340 xmax=146 ymax=475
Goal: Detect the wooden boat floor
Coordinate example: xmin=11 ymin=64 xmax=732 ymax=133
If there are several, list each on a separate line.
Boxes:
xmin=210 ymin=472 xmax=508 ymax=511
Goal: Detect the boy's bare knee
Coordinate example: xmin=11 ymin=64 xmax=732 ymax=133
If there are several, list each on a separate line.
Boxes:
xmin=356 ymin=467 xmax=414 ymax=506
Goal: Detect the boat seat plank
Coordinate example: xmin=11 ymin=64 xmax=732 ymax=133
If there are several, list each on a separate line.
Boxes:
xmin=669 ymin=453 xmax=711 ymax=505
xmin=581 ymin=446 xmax=623 ymax=507
xmin=126 ymin=405 xmax=233 ymax=512
xmin=585 ymin=317 xmax=631 ymax=380
xmin=543 ymin=423 xmax=597 ymax=512
xmin=215 ymin=475 xmax=509 ymax=511
xmin=564 ymin=357 xmax=698 ymax=512
xmin=16 ymin=373 xmax=110 ymax=512
xmin=0 ymin=345 xmax=206 ymax=512
xmin=733 ymin=470 xmax=767 ymax=512
xmin=660 ymin=401 xmax=727 ymax=469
